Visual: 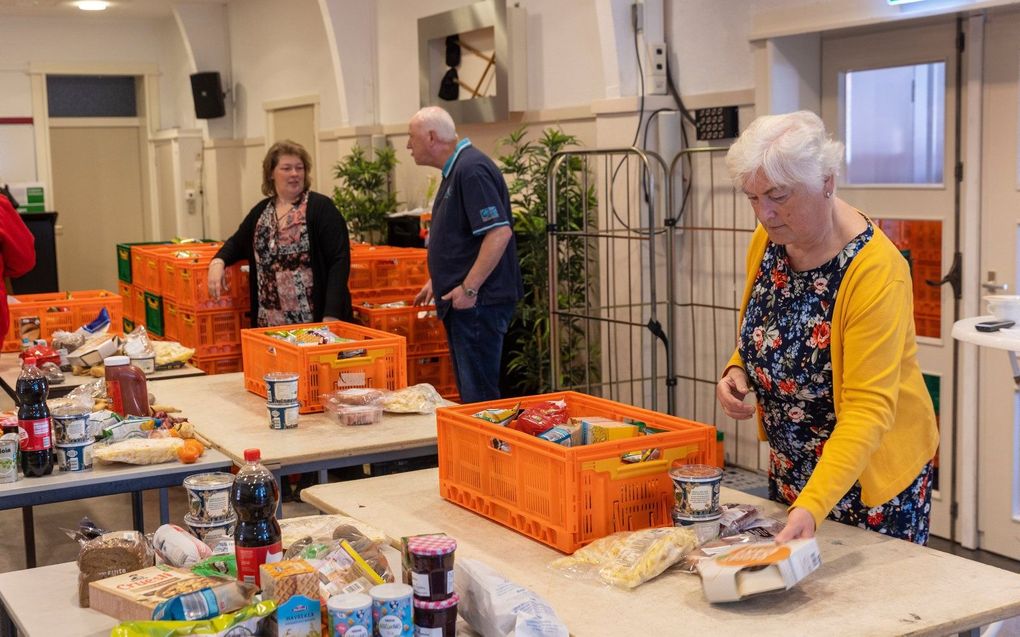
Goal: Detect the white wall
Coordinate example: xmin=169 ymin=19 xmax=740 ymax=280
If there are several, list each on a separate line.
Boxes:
xmin=174 ymin=3 xmax=234 ymax=139
xmin=227 ymin=0 xmax=343 ymax=139
xmin=157 ymin=17 xmax=196 ymax=132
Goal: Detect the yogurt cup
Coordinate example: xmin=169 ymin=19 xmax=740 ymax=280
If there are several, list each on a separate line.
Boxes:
xmin=268 ymin=402 xmax=300 ymax=430
xmin=183 ymin=512 xmax=237 ymax=543
xmin=129 ymin=354 xmax=156 ymax=375
xmin=183 ymin=472 xmax=235 ymax=521
xmin=52 ymin=410 xmax=92 ymax=444
xmin=669 ymin=463 xmax=724 ymax=519
xmin=264 ymin=372 xmax=300 ymax=403
xmin=673 ymin=510 xmax=722 ymax=544
xmin=56 ymin=439 xmax=94 ymax=472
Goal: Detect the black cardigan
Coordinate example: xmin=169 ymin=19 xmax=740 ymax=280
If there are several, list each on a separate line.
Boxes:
xmin=214 ymin=190 xmax=352 ymax=324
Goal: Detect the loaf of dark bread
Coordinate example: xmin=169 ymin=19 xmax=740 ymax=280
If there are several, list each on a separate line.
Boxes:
xmin=77 ymin=531 xmax=154 ymax=607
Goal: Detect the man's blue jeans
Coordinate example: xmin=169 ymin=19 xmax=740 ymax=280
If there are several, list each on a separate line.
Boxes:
xmin=442 ymin=302 xmax=516 ymax=403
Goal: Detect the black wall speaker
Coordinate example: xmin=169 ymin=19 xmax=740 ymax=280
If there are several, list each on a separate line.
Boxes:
xmin=190 ymin=72 xmax=225 ymax=119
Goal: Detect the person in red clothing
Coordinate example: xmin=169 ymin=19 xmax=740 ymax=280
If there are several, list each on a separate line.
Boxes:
xmin=0 ymin=194 xmax=36 ymax=338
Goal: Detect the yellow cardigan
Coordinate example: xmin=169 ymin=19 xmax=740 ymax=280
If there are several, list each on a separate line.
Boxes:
xmin=726 ymin=223 xmax=939 ymax=529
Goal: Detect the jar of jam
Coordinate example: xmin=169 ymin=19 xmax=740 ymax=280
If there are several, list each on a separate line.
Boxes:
xmin=413 ymin=592 xmax=458 ymax=636
xmin=407 ymin=535 xmax=457 ymax=601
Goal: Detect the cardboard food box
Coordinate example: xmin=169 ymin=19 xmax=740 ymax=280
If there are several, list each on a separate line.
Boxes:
xmin=260 ymin=560 xmax=321 ymax=637
xmin=68 ymin=334 xmax=119 ymax=368
xmin=697 ymin=538 xmax=821 ymax=603
xmin=88 ymin=564 xmax=230 ymax=621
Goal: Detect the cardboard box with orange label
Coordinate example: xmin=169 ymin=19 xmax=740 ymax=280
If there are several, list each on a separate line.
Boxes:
xmin=697 ymin=538 xmax=821 ymax=603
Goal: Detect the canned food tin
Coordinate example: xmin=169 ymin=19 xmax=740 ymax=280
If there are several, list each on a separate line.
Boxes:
xmin=268 ymin=402 xmax=299 ymax=430
xmin=183 ymin=472 xmax=235 ymax=521
xmin=56 ymin=440 xmax=95 ymax=472
xmin=370 ymin=583 xmax=413 ymax=637
xmin=0 ymin=433 xmax=20 ymax=483
xmin=327 ymin=592 xmax=373 ymax=637
xmin=264 ymin=372 xmax=299 ymax=403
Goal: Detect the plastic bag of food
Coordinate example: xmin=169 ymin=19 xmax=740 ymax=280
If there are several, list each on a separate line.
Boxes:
xmin=94 ymin=438 xmax=185 ymax=465
xmin=550 ymin=527 xmax=698 ymax=589
xmin=191 ymin=553 xmax=236 ymax=579
xmin=152 ymin=580 xmax=258 ymax=621
xmin=278 ymin=514 xmax=388 ymax=549
xmin=377 ymin=383 xmax=444 ymax=414
xmin=51 ymin=329 xmax=86 ymax=354
xmin=76 ymin=530 xmax=156 ymax=607
xmin=153 ymin=524 xmax=213 ymax=567
xmin=110 ymin=600 xmax=275 ymax=637
xmin=122 ymin=325 xmax=156 ymax=359
xmin=456 ymin=558 xmax=568 ymax=637
xmin=510 ymin=400 xmax=568 ymax=437
xmin=472 ymin=403 xmax=520 ymax=426
xmin=676 ymin=522 xmax=786 ymax=574
xmin=151 ymin=340 xmax=196 ymax=368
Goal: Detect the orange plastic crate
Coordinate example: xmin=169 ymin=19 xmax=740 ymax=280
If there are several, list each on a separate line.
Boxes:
xmin=241 ymin=321 xmax=407 ymax=413
xmin=408 ymin=348 xmax=457 ymax=399
xmin=349 ymin=247 xmax=428 ymax=292
xmin=3 ymin=290 xmax=123 ymax=352
xmin=163 ymin=300 xmax=180 ymax=341
xmin=352 ymin=295 xmax=446 ymax=355
xmin=132 ymin=243 xmax=220 ymax=293
xmin=157 ymin=245 xmax=222 ymax=303
xmin=192 ymin=353 xmax=244 ymax=375
xmin=436 ymin=392 xmax=718 ymax=554
xmin=164 ymin=256 xmax=248 ymax=312
xmin=118 ymin=281 xmax=133 ymax=321
xmin=178 ymin=307 xmax=244 ymax=358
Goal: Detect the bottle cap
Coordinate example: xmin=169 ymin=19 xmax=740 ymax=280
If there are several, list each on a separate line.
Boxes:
xmin=243 ymin=448 xmax=261 ymax=462
xmin=104 ymin=355 xmax=130 ymax=367
xmin=23 ymin=357 xmax=37 ymax=367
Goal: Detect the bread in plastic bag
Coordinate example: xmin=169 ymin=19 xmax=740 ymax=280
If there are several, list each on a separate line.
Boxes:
xmin=278 ymin=514 xmax=388 ymax=549
xmin=94 ymin=438 xmax=185 ymax=465
xmin=377 ymin=383 xmax=444 ymax=414
xmin=77 ymin=530 xmax=155 ymax=607
xmin=456 ymin=557 xmax=568 ymax=637
xmin=549 ymin=527 xmax=698 ymax=589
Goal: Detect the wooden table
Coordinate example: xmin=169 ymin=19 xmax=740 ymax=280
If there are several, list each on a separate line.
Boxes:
xmin=151 ymin=373 xmax=440 ymax=513
xmin=302 ymin=468 xmax=1020 ymax=637
xmin=0 ymin=358 xmax=204 ymax=401
xmin=0 ymin=562 xmax=114 ymax=637
xmin=0 ymin=448 xmax=231 ymax=568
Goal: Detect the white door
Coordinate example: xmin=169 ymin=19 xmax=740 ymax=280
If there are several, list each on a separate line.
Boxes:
xmin=977 ymin=8 xmax=1020 ymax=561
xmin=821 ymin=19 xmax=959 ymax=540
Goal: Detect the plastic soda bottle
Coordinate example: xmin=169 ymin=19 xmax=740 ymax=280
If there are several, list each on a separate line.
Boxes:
xmin=232 ymin=448 xmax=282 ymax=586
xmin=16 ymin=358 xmax=53 ymax=477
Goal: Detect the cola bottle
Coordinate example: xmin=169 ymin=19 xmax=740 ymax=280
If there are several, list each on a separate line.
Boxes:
xmin=232 ymin=448 xmax=281 ymax=587
xmin=16 ymin=358 xmax=53 ymax=477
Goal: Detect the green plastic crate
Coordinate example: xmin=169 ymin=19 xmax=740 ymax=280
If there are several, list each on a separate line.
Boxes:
xmin=123 ymin=317 xmax=135 ymax=334
xmin=144 ymin=291 xmax=164 ymax=336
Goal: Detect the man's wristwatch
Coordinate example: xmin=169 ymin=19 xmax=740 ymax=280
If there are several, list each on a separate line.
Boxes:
xmin=461 ymin=283 xmax=478 ymax=298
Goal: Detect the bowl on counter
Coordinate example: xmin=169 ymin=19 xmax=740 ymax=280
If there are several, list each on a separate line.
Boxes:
xmin=985 ymin=295 xmax=1020 ymax=324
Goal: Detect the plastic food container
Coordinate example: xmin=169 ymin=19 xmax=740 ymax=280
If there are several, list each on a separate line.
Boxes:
xmin=669 ymin=463 xmax=723 ymax=519
xmin=52 ymin=410 xmax=92 ymax=444
xmin=129 ymin=354 xmax=156 ymax=375
xmin=183 ymin=512 xmax=237 ymax=542
xmin=327 ymin=592 xmax=373 ymax=637
xmin=407 ymin=535 xmax=457 ymax=601
xmin=268 ymin=402 xmax=299 ymax=429
xmin=264 ymin=372 xmax=299 ymax=404
xmin=330 ymin=403 xmax=384 ymax=426
xmin=183 ymin=472 xmax=235 ymax=521
xmin=985 ymin=295 xmax=1020 ymax=323
xmin=56 ymin=439 xmax=95 ymax=472
xmin=413 ymin=593 xmax=458 ymax=636
xmin=673 ymin=510 xmax=722 ymax=544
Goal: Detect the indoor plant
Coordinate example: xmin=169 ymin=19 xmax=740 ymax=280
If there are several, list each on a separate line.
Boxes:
xmin=332 ymin=144 xmax=399 ymax=244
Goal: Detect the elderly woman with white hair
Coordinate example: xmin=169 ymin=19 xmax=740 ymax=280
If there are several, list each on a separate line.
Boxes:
xmin=716 ymin=110 xmax=939 ymax=544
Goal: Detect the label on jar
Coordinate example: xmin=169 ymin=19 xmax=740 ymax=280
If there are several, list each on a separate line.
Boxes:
xmin=688 ymin=484 xmax=713 ymax=511
xmin=235 ymin=542 xmax=282 ymax=587
xmin=107 ymin=380 xmax=125 ymax=415
xmin=411 ymin=571 xmax=431 ymax=597
xmin=343 ymin=627 xmax=369 ymax=637
xmin=413 ymin=627 xmax=442 ymax=637
xmin=18 ymin=418 xmax=51 ymax=452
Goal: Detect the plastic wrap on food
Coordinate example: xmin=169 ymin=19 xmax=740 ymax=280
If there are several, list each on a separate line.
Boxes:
xmin=328 ymin=403 xmax=384 ymax=426
xmin=111 ymin=600 xmax=275 ymax=636
xmin=77 ymin=530 xmax=155 ymax=607
xmin=549 ymin=527 xmax=698 ymax=589
xmin=377 ymin=383 xmax=444 ymax=414
xmin=153 ymin=524 xmax=213 ymax=567
xmin=278 ymin=514 xmax=388 ymax=549
xmin=94 ymin=438 xmax=185 ymax=465
xmin=456 ymin=558 xmax=568 ymax=637
xmin=324 ymin=387 xmax=385 ymax=406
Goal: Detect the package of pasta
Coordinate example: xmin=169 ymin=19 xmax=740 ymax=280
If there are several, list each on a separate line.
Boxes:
xmin=94 ymin=438 xmax=184 ymax=465
xmin=549 ymin=527 xmax=698 ymax=589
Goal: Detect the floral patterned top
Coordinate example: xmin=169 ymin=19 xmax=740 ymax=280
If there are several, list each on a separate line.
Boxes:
xmin=738 ymin=223 xmax=874 ymax=504
xmin=253 ymin=191 xmax=315 ymax=327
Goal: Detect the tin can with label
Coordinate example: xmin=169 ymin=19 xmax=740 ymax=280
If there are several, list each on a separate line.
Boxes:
xmin=0 ymin=433 xmax=20 ymax=483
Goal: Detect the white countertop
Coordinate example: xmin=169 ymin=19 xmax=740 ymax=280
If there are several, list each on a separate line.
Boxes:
xmin=952 ymin=315 xmax=1020 ymax=351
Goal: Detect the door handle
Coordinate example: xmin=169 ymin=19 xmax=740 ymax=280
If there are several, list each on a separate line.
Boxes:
xmin=925 ymin=251 xmax=962 ymax=300
xmin=981 ymin=282 xmax=1008 ymax=293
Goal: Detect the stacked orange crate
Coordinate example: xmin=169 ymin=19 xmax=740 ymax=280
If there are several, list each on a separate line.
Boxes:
xmin=349 ymin=247 xmax=457 ymax=400
xmin=161 ymin=248 xmax=249 ymax=373
xmin=3 ymin=290 xmax=123 ymax=352
xmin=129 ymin=243 xmax=221 ymax=338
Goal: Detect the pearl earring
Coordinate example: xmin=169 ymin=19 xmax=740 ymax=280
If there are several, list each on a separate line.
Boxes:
xmin=824 ymin=191 xmax=832 ymax=198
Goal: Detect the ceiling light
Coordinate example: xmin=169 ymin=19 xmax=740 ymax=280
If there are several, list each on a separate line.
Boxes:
xmin=76 ymin=1 xmax=110 ymax=10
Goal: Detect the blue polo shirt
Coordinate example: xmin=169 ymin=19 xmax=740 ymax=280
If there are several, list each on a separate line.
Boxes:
xmin=428 ymin=139 xmax=523 ymax=319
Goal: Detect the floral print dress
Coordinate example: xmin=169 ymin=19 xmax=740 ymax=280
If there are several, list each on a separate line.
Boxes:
xmin=738 ymin=222 xmax=932 ymax=544
xmin=253 ymin=192 xmax=315 ymax=327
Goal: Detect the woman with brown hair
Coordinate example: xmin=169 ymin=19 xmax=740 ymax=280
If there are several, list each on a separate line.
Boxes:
xmin=209 ymin=139 xmax=352 ymax=326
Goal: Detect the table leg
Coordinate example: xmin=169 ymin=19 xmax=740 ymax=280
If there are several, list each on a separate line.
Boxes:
xmin=274 ymin=472 xmax=284 ymax=518
xmin=131 ymin=491 xmax=144 ymax=532
xmin=317 ymin=469 xmax=327 ymax=485
xmin=0 ymin=598 xmax=16 ymax=637
xmin=159 ymin=488 xmax=170 ymax=524
xmin=957 ymin=629 xmax=980 ymax=637
xmin=21 ymin=507 xmax=35 ymax=570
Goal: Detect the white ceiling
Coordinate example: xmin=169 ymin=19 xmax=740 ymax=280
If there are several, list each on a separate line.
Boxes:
xmin=0 ymin=0 xmax=226 ymax=19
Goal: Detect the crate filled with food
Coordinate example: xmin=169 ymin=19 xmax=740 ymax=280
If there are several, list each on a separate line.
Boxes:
xmin=241 ymin=322 xmax=407 ymax=413
xmin=436 ymin=392 xmax=719 ymax=553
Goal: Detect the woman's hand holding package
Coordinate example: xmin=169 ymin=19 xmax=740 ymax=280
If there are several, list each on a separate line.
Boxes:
xmin=716 ymin=366 xmax=756 ymax=420
xmin=775 ymin=507 xmax=816 ymax=543
xmin=207 ymin=258 xmax=227 ymax=299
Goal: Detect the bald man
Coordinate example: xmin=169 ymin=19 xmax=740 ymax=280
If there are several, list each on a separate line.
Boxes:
xmin=409 ymin=106 xmax=523 ymax=402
